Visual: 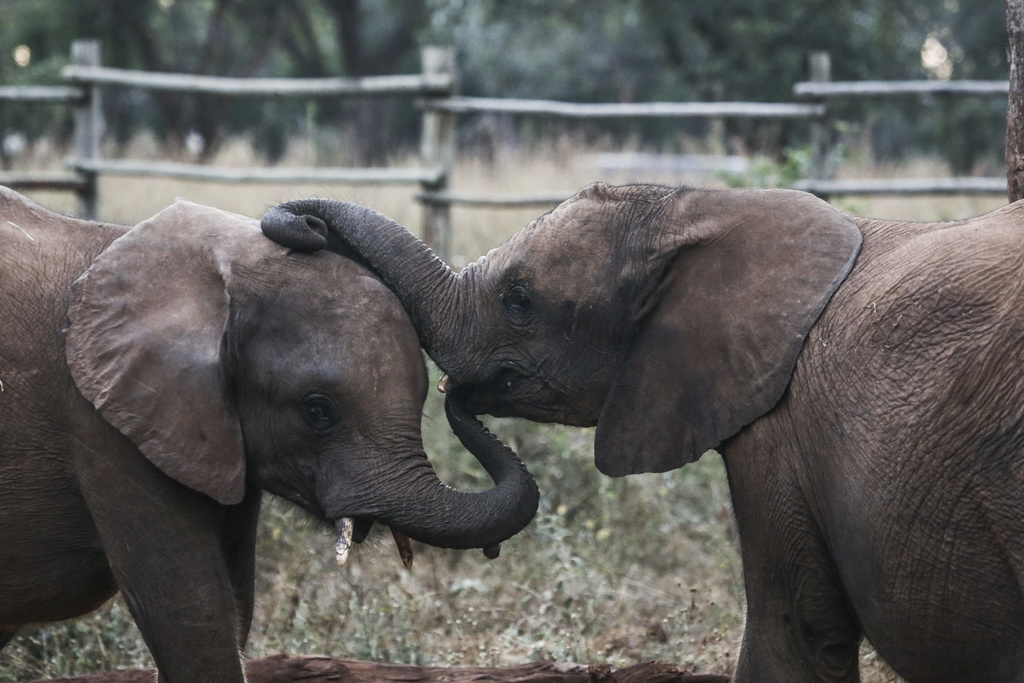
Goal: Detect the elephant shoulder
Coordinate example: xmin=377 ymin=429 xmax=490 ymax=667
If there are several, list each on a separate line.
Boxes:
xmin=815 ymin=205 xmax=1024 ymax=376
xmin=0 ymin=187 xmax=127 ymax=293
xmin=0 ymin=189 xmax=127 ymax=394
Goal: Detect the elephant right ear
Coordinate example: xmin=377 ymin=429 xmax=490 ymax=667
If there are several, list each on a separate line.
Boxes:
xmin=66 ymin=200 xmax=261 ymax=505
xmin=594 ymin=188 xmax=862 ymax=477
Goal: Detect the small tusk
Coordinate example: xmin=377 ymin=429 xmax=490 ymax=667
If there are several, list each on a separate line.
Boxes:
xmin=437 ymin=373 xmax=452 ymax=394
xmin=391 ymin=528 xmax=414 ymax=570
xmin=483 ymin=543 xmax=501 ymax=560
xmin=335 ymin=517 xmax=354 ymax=568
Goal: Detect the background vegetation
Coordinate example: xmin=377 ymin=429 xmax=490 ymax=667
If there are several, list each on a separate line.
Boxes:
xmin=0 ymin=1 xmax=1012 ymax=681
xmin=0 ymin=0 xmax=1011 ymax=169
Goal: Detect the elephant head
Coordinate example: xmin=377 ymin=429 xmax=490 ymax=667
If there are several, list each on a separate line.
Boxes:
xmin=66 ymin=200 xmax=539 ymax=564
xmin=261 ymin=183 xmax=861 ymax=477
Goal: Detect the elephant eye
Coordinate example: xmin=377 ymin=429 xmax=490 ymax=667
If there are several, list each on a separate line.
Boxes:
xmin=302 ymin=395 xmax=337 ymax=431
xmin=503 ymin=285 xmax=531 ymax=316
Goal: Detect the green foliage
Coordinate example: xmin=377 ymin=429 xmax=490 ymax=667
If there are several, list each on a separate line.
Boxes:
xmin=0 ymin=602 xmax=153 ymax=681
xmin=718 ymin=146 xmax=813 ymax=188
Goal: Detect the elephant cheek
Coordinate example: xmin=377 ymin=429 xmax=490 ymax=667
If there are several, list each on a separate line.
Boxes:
xmin=250 ymin=452 xmax=323 ymax=515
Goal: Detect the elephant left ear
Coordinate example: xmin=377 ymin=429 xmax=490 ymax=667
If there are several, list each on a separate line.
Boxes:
xmin=66 ymin=200 xmax=262 ymax=505
xmin=594 ymin=188 xmax=862 ymax=477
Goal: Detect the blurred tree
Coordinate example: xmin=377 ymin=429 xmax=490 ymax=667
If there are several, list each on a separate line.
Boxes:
xmin=0 ymin=0 xmax=1010 ymax=168
xmin=95 ymin=0 xmax=291 ymax=158
xmin=421 ymin=0 xmax=1007 ymax=165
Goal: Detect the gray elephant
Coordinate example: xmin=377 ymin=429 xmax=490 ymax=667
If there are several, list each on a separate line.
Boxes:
xmin=0 ymin=187 xmax=538 ymax=682
xmin=263 ymin=183 xmax=1024 ymax=682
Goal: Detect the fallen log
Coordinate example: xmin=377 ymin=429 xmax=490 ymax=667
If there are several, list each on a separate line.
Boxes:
xmin=26 ymin=654 xmax=731 ymax=683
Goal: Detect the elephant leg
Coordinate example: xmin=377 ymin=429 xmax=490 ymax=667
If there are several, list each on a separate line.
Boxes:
xmin=74 ymin=439 xmax=246 ymax=683
xmin=735 ymin=577 xmax=861 ymax=683
xmin=725 ymin=457 xmax=861 ymax=682
xmin=221 ymin=486 xmax=262 ymax=649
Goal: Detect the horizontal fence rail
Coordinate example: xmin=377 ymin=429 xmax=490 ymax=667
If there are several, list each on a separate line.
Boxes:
xmin=61 ymin=65 xmax=453 ymax=97
xmin=0 ymin=170 xmax=91 ymax=191
xmin=794 ymin=79 xmax=1009 ymax=98
xmin=418 ymin=190 xmax=569 ymax=208
xmin=793 ymin=176 xmax=1009 ymax=196
xmin=69 ymin=158 xmax=445 ymax=185
xmin=427 ymin=96 xmax=825 ymax=119
xmin=0 ymin=85 xmax=84 ymax=102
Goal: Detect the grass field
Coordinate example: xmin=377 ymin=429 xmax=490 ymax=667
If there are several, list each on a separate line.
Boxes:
xmin=1 ymin=140 xmax=1008 ymax=681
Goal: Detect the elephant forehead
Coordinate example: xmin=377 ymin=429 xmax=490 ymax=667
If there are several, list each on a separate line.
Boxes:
xmin=271 ymin=285 xmax=415 ymax=351
xmin=254 ymin=275 xmax=426 ymax=387
xmin=502 ymin=202 xmax=622 ymax=278
xmin=263 ymin=252 xmax=410 ymax=323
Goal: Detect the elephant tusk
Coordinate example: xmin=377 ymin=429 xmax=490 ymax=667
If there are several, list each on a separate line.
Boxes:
xmin=335 ymin=517 xmax=354 ymax=568
xmin=483 ymin=543 xmax=501 ymax=560
xmin=437 ymin=373 xmax=452 ymax=394
xmin=391 ymin=528 xmax=414 ymax=569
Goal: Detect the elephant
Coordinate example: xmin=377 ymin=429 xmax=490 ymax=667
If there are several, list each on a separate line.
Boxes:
xmin=0 ymin=186 xmax=538 ymax=682
xmin=262 ymin=183 xmax=1024 ymax=682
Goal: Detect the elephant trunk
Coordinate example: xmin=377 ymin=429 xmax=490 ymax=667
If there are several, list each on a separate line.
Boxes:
xmin=361 ymin=392 xmax=539 ymax=552
xmin=261 ymin=200 xmax=466 ymax=373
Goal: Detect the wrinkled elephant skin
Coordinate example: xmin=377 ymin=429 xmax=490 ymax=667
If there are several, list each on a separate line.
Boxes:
xmin=263 ymin=184 xmax=1024 ymax=682
xmin=0 ymin=187 xmax=538 ymax=682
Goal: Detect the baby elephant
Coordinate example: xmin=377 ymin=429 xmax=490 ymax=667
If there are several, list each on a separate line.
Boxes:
xmin=0 ymin=188 xmax=538 ymax=682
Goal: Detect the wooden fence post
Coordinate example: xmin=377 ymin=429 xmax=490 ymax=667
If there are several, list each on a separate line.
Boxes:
xmin=807 ymin=51 xmax=832 ymax=198
xmin=419 ymin=46 xmax=455 ymax=262
xmin=1007 ymin=0 xmax=1024 ymax=202
xmin=71 ymin=39 xmax=101 ymax=219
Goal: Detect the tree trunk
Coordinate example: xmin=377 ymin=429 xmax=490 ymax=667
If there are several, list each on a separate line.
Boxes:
xmin=1006 ymin=0 xmax=1024 ymax=201
xmin=26 ymin=655 xmax=732 ymax=683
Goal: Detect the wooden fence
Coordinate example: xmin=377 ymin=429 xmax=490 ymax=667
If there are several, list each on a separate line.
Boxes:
xmin=793 ymin=51 xmax=1008 ymax=197
xmin=1 ymin=40 xmax=458 ymax=257
xmin=0 ymin=41 xmax=96 ymax=211
xmin=0 ymin=43 xmax=1012 ymax=259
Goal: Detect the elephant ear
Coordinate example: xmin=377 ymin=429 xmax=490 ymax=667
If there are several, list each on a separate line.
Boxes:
xmin=594 ymin=188 xmax=862 ymax=477
xmin=66 ymin=200 xmax=261 ymax=505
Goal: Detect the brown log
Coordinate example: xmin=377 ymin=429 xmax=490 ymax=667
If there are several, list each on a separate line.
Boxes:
xmin=1006 ymin=0 xmax=1024 ymax=202
xmin=25 ymin=655 xmax=731 ymax=683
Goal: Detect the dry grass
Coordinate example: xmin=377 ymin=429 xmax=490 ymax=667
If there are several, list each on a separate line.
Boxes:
xmin=3 ymin=139 xmax=996 ymax=681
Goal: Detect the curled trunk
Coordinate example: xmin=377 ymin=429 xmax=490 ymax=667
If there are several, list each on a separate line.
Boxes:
xmin=365 ymin=392 xmax=539 ymax=550
xmin=261 ymin=200 xmax=464 ymax=370
xmin=262 ymin=202 xmax=537 ymax=549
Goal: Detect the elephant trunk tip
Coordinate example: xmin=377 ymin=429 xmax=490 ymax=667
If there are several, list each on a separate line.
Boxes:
xmin=261 ymin=206 xmax=329 ymax=253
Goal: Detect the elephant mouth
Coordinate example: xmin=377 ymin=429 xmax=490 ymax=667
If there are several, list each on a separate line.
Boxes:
xmin=352 ymin=516 xmax=373 ymax=543
xmin=438 ymin=368 xmax=531 ymax=416
xmin=334 ymin=517 xmax=414 ymax=570
xmin=438 ymin=370 xmax=599 ymax=427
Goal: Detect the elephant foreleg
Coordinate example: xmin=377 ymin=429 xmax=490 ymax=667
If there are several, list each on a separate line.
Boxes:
xmin=75 ymin=439 xmax=246 ymax=683
xmin=222 ymin=486 xmax=262 ymax=649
